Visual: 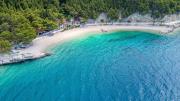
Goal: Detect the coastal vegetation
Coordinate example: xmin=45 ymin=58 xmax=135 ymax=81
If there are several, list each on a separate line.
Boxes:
xmin=0 ymin=0 xmax=179 ymax=52
xmin=0 ymin=39 xmax=11 ymax=53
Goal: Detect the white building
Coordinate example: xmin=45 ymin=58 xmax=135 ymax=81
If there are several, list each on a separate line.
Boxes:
xmin=96 ymin=13 xmax=109 ymax=23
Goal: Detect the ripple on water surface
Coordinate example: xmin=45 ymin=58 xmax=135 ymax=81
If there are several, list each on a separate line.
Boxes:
xmin=1 ymin=31 xmax=180 ymax=101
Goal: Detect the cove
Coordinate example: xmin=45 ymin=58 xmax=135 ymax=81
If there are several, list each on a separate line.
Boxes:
xmin=0 ymin=31 xmax=180 ymax=101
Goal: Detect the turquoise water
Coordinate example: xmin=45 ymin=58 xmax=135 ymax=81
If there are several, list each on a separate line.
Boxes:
xmin=1 ymin=31 xmax=180 ymax=101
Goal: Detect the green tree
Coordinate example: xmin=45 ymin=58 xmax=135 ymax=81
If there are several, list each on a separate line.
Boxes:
xmin=0 ymin=31 xmax=12 ymax=42
xmin=0 ymin=39 xmax=11 ymax=53
xmin=108 ymin=8 xmax=119 ymax=21
xmin=43 ymin=19 xmax=58 ymax=31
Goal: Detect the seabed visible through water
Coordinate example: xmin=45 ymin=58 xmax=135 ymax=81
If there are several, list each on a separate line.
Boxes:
xmin=0 ymin=31 xmax=180 ymax=101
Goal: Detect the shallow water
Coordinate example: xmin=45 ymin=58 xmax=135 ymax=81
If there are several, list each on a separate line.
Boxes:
xmin=1 ymin=31 xmax=180 ymax=101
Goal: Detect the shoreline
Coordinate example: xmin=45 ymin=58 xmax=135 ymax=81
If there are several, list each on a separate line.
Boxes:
xmin=22 ymin=25 xmax=177 ymax=52
xmin=0 ymin=25 xmax=178 ymax=65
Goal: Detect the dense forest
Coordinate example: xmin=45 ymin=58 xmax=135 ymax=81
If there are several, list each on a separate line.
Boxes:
xmin=0 ymin=0 xmax=180 ymax=52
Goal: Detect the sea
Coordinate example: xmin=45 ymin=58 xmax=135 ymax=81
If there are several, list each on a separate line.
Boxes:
xmin=0 ymin=30 xmax=180 ymax=101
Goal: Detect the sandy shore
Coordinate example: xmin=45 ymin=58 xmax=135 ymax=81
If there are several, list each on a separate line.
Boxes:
xmin=22 ymin=25 xmax=173 ymax=56
xmin=0 ymin=25 xmax=177 ymax=65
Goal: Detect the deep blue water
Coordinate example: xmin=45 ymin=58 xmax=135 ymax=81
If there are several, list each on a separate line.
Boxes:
xmin=1 ymin=31 xmax=180 ymax=101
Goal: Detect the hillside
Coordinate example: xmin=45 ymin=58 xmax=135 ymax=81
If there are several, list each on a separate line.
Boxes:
xmin=0 ymin=0 xmax=180 ymax=52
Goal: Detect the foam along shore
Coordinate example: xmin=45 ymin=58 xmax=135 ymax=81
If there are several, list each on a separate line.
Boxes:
xmin=0 ymin=25 xmax=178 ymax=65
